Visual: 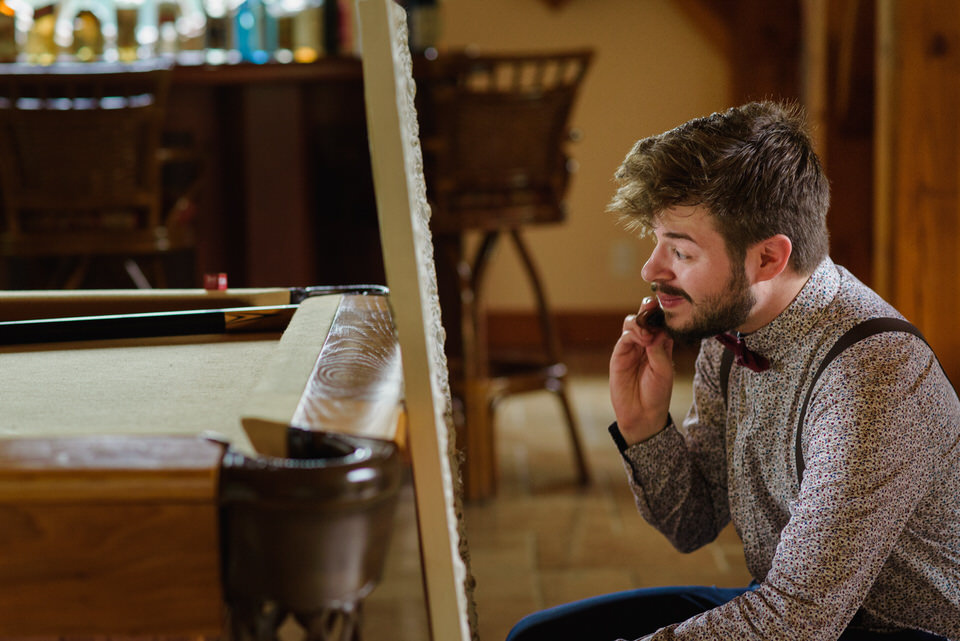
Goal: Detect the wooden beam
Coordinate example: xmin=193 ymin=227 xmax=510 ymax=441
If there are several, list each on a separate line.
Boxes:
xmin=873 ymin=0 xmax=896 ymax=300
xmin=801 ymin=0 xmax=829 ymax=160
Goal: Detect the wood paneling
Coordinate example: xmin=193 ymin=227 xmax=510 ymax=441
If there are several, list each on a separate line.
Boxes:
xmin=822 ymin=0 xmax=876 ymax=285
xmin=676 ymin=0 xmax=876 ymax=284
xmin=877 ymin=0 xmax=960 ymax=382
xmin=0 ymin=436 xmax=223 ymax=637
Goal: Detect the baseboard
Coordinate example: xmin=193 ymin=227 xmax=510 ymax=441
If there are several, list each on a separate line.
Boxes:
xmin=485 ymin=310 xmax=626 ymax=353
xmin=485 ymin=310 xmax=699 ymax=372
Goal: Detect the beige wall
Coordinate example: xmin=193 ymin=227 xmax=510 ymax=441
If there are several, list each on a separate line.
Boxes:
xmin=435 ymin=0 xmax=731 ymax=313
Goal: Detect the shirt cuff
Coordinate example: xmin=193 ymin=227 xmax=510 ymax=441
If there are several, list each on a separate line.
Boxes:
xmin=608 ymin=415 xmax=673 ymax=454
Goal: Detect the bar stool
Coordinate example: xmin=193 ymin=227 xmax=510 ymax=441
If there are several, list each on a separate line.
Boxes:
xmin=0 ymin=61 xmax=200 ymax=289
xmin=423 ymin=49 xmax=593 ymax=501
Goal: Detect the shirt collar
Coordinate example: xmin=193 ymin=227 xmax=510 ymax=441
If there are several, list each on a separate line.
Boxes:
xmin=737 ymin=256 xmax=841 ymax=368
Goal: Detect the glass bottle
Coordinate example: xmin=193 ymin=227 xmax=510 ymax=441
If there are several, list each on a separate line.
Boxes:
xmin=321 ymin=0 xmax=337 ymax=56
xmin=114 ymin=0 xmax=141 ymax=61
xmin=0 ymin=0 xmax=16 ymax=62
xmin=175 ymin=0 xmax=206 ymax=62
xmin=23 ymin=1 xmax=58 ymax=64
xmin=3 ymin=0 xmax=29 ymax=62
xmin=406 ymin=0 xmax=438 ymax=54
xmin=138 ymin=0 xmax=205 ymax=63
xmin=233 ymin=0 xmax=268 ymax=63
xmin=289 ymin=0 xmax=322 ymax=63
xmin=53 ymin=0 xmax=118 ymax=61
xmin=203 ymin=0 xmax=238 ymax=63
xmin=156 ymin=0 xmax=179 ymax=56
xmin=262 ymin=0 xmax=300 ymax=63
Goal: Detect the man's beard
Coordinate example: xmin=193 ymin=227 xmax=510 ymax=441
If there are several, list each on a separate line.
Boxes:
xmin=654 ymin=265 xmax=755 ymax=345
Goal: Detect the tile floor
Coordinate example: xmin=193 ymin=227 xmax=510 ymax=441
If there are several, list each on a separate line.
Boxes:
xmin=361 ymin=354 xmax=753 ymax=641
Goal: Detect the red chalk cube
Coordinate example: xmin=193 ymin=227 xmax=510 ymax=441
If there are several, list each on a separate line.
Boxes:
xmin=204 ymin=273 xmax=228 ymax=291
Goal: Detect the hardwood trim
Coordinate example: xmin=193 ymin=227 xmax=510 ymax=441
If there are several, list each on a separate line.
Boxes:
xmin=486 ymin=309 xmax=626 ymax=353
xmin=485 ymin=309 xmax=700 ymax=373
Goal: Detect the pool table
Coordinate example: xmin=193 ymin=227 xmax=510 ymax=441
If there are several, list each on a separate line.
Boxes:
xmin=0 ymin=285 xmax=405 ymax=639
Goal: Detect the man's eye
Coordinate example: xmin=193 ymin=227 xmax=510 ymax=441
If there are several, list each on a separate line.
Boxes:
xmin=673 ymin=249 xmax=689 ymax=260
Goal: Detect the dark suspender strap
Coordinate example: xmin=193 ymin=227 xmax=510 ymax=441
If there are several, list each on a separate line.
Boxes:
xmin=795 ymin=317 xmax=927 ymax=485
xmin=720 ymin=347 xmax=734 ymax=404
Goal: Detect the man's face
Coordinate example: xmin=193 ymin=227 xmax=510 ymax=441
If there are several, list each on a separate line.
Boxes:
xmin=640 ymin=205 xmax=755 ymax=344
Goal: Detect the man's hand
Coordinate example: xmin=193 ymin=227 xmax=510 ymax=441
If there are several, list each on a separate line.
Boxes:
xmin=609 ymin=296 xmax=675 ymax=445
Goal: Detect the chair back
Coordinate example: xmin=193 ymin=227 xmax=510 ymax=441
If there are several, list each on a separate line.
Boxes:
xmin=0 ymin=62 xmax=181 ymax=257
xmin=424 ymin=50 xmax=592 ymax=234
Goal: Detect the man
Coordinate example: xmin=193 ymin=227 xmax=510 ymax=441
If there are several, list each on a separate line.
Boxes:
xmin=506 ymin=102 xmax=960 ymax=640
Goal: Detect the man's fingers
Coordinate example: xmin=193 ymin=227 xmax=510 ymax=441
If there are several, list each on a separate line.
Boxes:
xmin=644 ymin=332 xmax=674 ymax=373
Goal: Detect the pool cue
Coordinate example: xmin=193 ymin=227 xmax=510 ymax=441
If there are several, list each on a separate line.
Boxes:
xmin=0 ymin=305 xmax=298 ymax=345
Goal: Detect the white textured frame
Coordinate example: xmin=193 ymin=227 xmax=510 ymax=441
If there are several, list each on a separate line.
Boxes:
xmin=355 ymin=1 xmax=476 ymax=640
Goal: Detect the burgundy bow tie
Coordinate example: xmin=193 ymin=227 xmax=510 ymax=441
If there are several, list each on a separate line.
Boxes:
xmin=715 ymin=333 xmax=770 ymax=372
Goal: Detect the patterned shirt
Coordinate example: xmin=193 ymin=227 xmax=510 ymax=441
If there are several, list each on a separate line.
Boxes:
xmin=618 ymin=257 xmax=960 ymax=640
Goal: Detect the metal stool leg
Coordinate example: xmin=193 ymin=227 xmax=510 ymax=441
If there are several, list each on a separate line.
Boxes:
xmin=507 ymin=230 xmax=592 ymax=488
xmin=552 ymin=386 xmax=590 ymax=486
xmin=295 ymin=603 xmax=363 ymax=641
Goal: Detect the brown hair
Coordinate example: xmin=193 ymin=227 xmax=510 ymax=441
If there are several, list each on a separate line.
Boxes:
xmin=607 ymin=101 xmax=830 ymax=274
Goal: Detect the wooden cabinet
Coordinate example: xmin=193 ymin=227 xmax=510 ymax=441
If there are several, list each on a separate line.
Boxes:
xmin=167 ymin=59 xmax=384 ymax=288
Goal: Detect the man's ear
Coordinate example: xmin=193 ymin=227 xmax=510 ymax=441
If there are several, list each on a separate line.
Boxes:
xmin=747 ymin=234 xmax=793 ymax=283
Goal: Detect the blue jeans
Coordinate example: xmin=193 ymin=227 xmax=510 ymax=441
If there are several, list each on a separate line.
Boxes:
xmin=504 ymin=585 xmax=947 ymax=641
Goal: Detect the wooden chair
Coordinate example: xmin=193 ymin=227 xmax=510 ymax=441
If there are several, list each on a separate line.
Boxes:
xmin=422 ymin=49 xmax=593 ymax=500
xmin=0 ymin=62 xmax=199 ymax=289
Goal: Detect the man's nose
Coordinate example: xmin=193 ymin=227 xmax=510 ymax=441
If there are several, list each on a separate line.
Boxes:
xmin=640 ymin=245 xmax=671 ymax=283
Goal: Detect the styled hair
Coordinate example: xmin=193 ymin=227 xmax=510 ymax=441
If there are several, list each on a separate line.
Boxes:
xmin=607 ymin=101 xmax=830 ymax=274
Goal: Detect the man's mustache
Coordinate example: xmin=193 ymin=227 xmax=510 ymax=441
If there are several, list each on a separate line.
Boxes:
xmin=651 ymin=282 xmax=693 ymax=303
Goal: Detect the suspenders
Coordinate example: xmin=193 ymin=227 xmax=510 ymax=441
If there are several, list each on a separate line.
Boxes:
xmin=719 ymin=318 xmax=929 ymax=485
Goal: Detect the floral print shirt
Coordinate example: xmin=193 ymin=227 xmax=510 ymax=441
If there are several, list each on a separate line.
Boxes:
xmin=618 ymin=257 xmax=960 ymax=640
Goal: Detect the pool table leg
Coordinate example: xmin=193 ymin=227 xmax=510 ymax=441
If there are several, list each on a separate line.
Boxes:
xmin=228 ymin=601 xmax=363 ymax=641
xmin=295 ymin=603 xmax=363 ymax=641
xmin=227 ymin=601 xmax=284 ymax=641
